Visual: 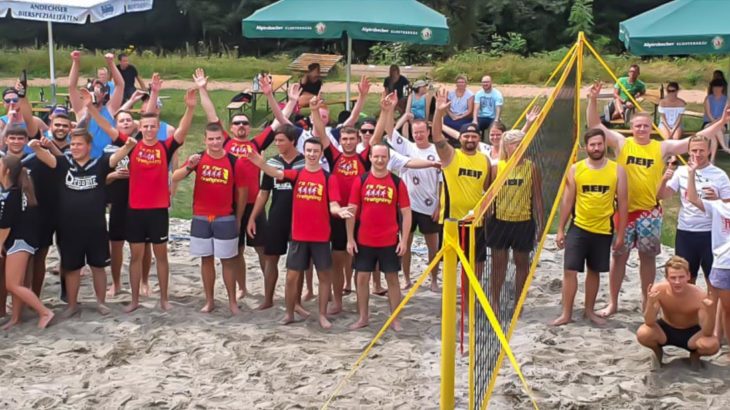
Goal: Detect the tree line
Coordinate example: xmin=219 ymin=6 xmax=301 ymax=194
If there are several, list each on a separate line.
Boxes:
xmin=0 ymin=0 xmax=669 ymax=58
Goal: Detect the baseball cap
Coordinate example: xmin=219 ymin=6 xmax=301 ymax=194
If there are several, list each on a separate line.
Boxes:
xmin=51 ymin=105 xmax=69 ymax=116
xmin=459 ymin=123 xmax=480 ymax=136
xmin=2 ymin=88 xmax=18 ymax=98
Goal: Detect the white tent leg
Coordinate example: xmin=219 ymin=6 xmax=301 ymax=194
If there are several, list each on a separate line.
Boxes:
xmin=346 ymin=35 xmax=352 ymax=111
xmin=48 ymin=21 xmax=56 ymax=104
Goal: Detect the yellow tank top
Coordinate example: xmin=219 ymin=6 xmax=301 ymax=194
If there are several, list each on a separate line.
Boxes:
xmin=574 ymin=160 xmax=617 ymax=235
xmin=495 ymin=160 xmax=533 ymax=222
xmin=616 ymin=138 xmax=664 ymax=212
xmin=440 ymin=150 xmax=490 ymax=222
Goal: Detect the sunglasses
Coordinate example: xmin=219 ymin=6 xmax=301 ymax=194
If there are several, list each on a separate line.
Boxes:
xmin=232 ymin=120 xmax=250 ymax=126
xmin=3 ymin=97 xmax=18 ymax=104
xmin=667 ymin=89 xmax=678 ymax=92
xmin=360 ymin=128 xmax=375 ymax=134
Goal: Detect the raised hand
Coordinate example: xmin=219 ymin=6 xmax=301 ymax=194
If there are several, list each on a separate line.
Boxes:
xmin=380 ymin=91 xmax=396 ymax=113
xmin=435 ymin=88 xmax=450 ymax=113
xmin=309 ymin=93 xmax=324 ymax=111
xmin=70 ymin=50 xmax=81 ymax=62
xmin=40 ymin=138 xmax=54 ymax=150
xmin=104 ymin=53 xmax=115 ymax=64
xmin=260 ymin=74 xmax=273 ymax=96
xmin=247 ymin=150 xmax=265 ymax=166
xmin=192 ymin=68 xmax=208 ymax=89
xmin=27 ymin=139 xmax=42 ymax=151
xmin=288 ymin=83 xmax=302 ymax=101
xmin=130 ymin=89 xmax=147 ymax=102
xmin=184 ymin=88 xmax=197 ymax=108
xmin=647 ymin=284 xmax=662 ymax=306
xmin=589 ymin=81 xmax=602 ymax=99
xmin=79 ymin=88 xmax=94 ymax=107
xmin=150 ymin=73 xmax=162 ymax=93
xmin=357 ymin=75 xmax=371 ymax=95
xmin=124 ymin=137 xmax=138 ymax=149
xmin=187 ymin=153 xmax=201 ymax=167
xmin=526 ymin=105 xmax=541 ymax=123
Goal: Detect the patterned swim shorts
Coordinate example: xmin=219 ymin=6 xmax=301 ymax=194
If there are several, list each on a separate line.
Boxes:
xmin=614 ymin=206 xmax=663 ymax=257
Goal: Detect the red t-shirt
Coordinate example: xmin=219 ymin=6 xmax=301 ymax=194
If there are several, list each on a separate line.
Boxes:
xmin=324 ymin=144 xmax=370 ymax=207
xmin=283 ymin=168 xmax=340 ymax=242
xmin=223 ymin=125 xmax=273 ymax=204
xmin=127 ymin=134 xmax=182 ymax=209
xmin=187 ymin=152 xmax=246 ymax=217
xmin=349 ymin=173 xmax=410 ymax=247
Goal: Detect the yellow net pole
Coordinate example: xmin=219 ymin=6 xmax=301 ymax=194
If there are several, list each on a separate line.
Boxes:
xmin=468 ymin=223 xmax=477 ymax=410
xmin=440 ymin=219 xmax=459 ymax=410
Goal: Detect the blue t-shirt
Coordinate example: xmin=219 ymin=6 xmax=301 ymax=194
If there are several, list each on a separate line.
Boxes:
xmin=705 ymin=94 xmax=728 ymax=122
xmin=87 ymin=105 xmax=115 ymax=158
xmin=474 ymin=89 xmax=504 ymax=119
xmin=411 ymin=94 xmax=427 ymax=119
xmin=156 ymin=121 xmax=169 ymax=141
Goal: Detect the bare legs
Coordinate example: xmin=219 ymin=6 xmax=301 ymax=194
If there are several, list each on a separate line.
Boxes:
xmin=63 ymin=266 xmax=110 ymax=317
xmin=402 ymin=232 xmax=440 ymax=291
xmin=125 ymin=242 xmax=170 ymax=313
xmin=200 ymin=256 xmax=239 ymax=314
xmin=350 ymin=271 xmax=403 ymax=331
xmin=552 ymin=268 xmax=605 ymax=326
xmin=3 ymin=252 xmax=54 ymax=330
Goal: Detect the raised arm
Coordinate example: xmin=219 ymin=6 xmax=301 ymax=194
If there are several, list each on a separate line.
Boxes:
xmin=657 ymin=165 xmax=676 ymax=200
xmin=105 ymin=53 xmax=124 ymax=114
xmin=79 ymin=89 xmax=120 ymax=140
xmin=17 ymin=82 xmax=38 ymax=138
xmin=555 ymin=165 xmax=576 ymax=250
xmin=309 ymin=95 xmax=329 ymax=149
xmin=587 ymin=81 xmax=625 ymax=151
xmin=342 ymin=76 xmax=371 ymax=127
xmin=644 ymin=284 xmax=662 ymax=326
xmin=171 ymin=153 xmax=200 ymax=183
xmin=686 ymin=162 xmax=705 ymax=212
xmin=248 ymin=150 xmax=284 ymax=180
xmin=193 ymin=68 xmax=219 ymax=123
xmin=68 ymin=50 xmax=86 ymax=118
xmin=261 ymin=74 xmax=295 ymax=129
xmin=520 ymin=105 xmax=540 ymax=134
xmin=110 ymin=137 xmax=137 ymax=168
xmin=432 ymin=87 xmax=455 ymax=167
xmin=117 ymin=90 xmax=146 ymax=114
xmin=143 ymin=73 xmax=162 ymax=114
xmin=372 ymin=93 xmax=396 ymax=147
xmin=172 ymin=89 xmax=197 ymax=145
xmin=27 ymin=140 xmax=57 ymax=168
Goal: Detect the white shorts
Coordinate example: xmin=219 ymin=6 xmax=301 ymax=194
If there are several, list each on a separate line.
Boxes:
xmin=190 ymin=215 xmax=239 ymax=259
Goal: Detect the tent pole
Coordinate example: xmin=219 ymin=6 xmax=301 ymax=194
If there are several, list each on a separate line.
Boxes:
xmin=346 ymin=35 xmax=352 ymax=111
xmin=47 ymin=21 xmax=56 ymax=104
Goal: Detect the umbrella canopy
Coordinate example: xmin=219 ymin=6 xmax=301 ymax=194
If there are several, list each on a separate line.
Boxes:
xmin=242 ymin=0 xmax=449 ymax=109
xmin=242 ymin=0 xmax=449 ymax=45
xmin=0 ymin=0 xmax=154 ymax=102
xmin=619 ymin=0 xmax=730 ymax=56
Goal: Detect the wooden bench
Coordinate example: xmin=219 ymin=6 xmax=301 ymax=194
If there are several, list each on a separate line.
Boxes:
xmin=289 ymin=53 xmax=342 ymax=76
xmin=227 ymin=74 xmax=292 ymax=122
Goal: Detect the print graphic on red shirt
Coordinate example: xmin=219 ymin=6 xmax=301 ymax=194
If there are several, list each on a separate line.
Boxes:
xmin=283 ymin=168 xmax=340 ymax=243
xmin=325 ymin=144 xmax=370 ymax=207
xmin=128 ymin=137 xmax=181 ymax=209
xmin=190 ymin=153 xmax=246 ymax=217
xmin=349 ymin=173 xmax=410 ymax=247
xmin=223 ymin=125 xmax=273 ymax=204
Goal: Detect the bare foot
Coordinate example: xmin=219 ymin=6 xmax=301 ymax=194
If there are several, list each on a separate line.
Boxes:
xmin=123 ymin=302 xmax=140 ymax=313
xmin=390 ymin=318 xmax=403 ymax=332
xmin=373 ymin=288 xmax=387 ymax=296
xmin=159 ymin=300 xmax=172 ymax=311
xmin=303 ymin=291 xmax=315 ymax=302
xmin=319 ymin=315 xmax=332 ymax=329
xmin=402 ymin=281 xmax=413 ymax=291
xmin=689 ymin=351 xmax=702 ymax=370
xmin=349 ymin=318 xmax=369 ymax=330
xmin=550 ymin=314 xmax=574 ymax=326
xmin=200 ymin=302 xmax=215 ymax=313
xmin=229 ymin=303 xmax=240 ymax=315
xmin=1 ymin=318 xmax=19 ymax=331
xmin=651 ymin=345 xmax=664 ymax=367
xmin=597 ymin=304 xmax=617 ymax=318
xmin=585 ymin=311 xmax=607 ymax=326
xmin=38 ymin=311 xmax=55 ymax=329
xmin=255 ymin=301 xmax=274 ymax=311
xmin=327 ymin=303 xmax=342 ymax=316
xmin=96 ymin=303 xmax=111 ymax=316
xmin=295 ymin=304 xmax=311 ymax=318
xmin=430 ymin=281 xmax=440 ymax=293
xmin=237 ymin=288 xmax=247 ymax=300
xmin=61 ymin=305 xmax=81 ymax=319
xmin=279 ymin=314 xmax=296 ymax=325
xmin=141 ymin=283 xmax=151 ymax=297
xmin=106 ymin=284 xmax=122 ymax=298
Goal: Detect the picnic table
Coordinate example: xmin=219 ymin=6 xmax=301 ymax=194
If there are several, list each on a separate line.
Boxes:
xmin=227 ymin=74 xmax=291 ymax=122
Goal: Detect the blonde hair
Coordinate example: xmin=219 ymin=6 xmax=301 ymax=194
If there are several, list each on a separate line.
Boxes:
xmin=630 ymin=112 xmax=652 ymax=123
xmin=664 ymin=255 xmax=690 ymax=277
xmin=499 ymin=130 xmax=525 ymax=161
xmin=688 ymin=134 xmax=711 ymax=149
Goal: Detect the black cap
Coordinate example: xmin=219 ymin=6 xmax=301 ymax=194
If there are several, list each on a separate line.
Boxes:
xmin=2 ymin=88 xmax=18 ymax=98
xmin=459 ymin=123 xmax=480 ymax=136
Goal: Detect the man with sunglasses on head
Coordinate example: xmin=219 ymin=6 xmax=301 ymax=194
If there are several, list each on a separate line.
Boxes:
xmin=68 ymin=50 xmax=125 ymax=159
xmin=0 ymin=87 xmax=48 ymax=149
xmin=196 ymin=68 xmax=296 ymax=299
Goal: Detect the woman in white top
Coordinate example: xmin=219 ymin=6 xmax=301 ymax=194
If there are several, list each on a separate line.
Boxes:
xmin=658 ymin=81 xmax=686 ymax=140
xmin=443 ymin=74 xmax=474 ymax=131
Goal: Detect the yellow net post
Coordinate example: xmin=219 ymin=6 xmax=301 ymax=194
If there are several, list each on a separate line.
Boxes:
xmin=440 ymin=218 xmax=459 ymax=410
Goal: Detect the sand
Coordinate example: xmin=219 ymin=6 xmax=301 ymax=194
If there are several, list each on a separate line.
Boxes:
xmin=1 ymin=223 xmax=729 ymax=409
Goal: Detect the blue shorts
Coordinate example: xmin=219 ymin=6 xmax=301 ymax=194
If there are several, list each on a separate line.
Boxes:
xmin=710 ymin=268 xmax=730 ymax=291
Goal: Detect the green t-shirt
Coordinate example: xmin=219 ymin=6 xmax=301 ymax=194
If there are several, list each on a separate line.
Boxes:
xmin=614 ymin=77 xmax=646 ymax=101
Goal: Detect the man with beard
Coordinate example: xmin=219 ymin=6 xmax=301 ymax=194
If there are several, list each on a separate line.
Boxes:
xmin=432 ymin=88 xmax=491 ymax=264
xmin=552 ymin=129 xmax=628 ymax=326
xmin=196 ymin=68 xmax=297 ymax=299
xmin=67 ymin=50 xmax=125 ymax=159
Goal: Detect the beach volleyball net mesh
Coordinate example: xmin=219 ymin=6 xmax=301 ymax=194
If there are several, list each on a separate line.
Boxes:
xmin=468 ymin=47 xmax=580 ymax=409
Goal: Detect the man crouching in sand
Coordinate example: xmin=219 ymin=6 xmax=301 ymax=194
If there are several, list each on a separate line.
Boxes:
xmin=636 ymin=256 xmax=719 ymax=368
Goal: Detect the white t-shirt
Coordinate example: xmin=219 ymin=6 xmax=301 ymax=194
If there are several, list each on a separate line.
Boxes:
xmin=667 ymin=165 xmax=730 ymax=231
xmin=702 ymin=199 xmax=730 ymax=268
xmin=295 ymin=126 xmax=340 ymax=172
xmin=389 ymin=130 xmax=441 ymax=215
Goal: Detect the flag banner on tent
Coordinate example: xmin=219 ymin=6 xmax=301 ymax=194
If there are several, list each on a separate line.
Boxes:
xmin=0 ymin=0 xmax=153 ymax=24
xmin=244 ymin=21 xmax=442 ymax=44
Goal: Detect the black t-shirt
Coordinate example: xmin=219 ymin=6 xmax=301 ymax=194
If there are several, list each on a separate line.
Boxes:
xmin=0 ymin=155 xmax=40 ymax=247
xmin=300 ymin=78 xmax=322 ymax=95
xmin=117 ymin=64 xmax=139 ymax=95
xmin=260 ymin=154 xmax=305 ymax=223
xmin=22 ymin=145 xmax=69 ymax=215
xmin=0 ymin=187 xmax=22 ymax=249
xmin=383 ymin=75 xmax=410 ymax=100
xmin=103 ymin=145 xmax=130 ymax=205
xmin=55 ymin=153 xmax=113 ymax=229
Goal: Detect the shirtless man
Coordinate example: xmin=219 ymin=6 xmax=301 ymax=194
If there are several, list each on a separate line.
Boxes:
xmin=636 ymin=256 xmax=719 ymax=367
